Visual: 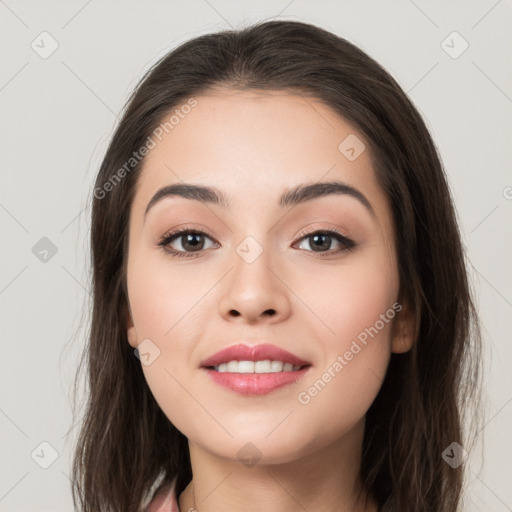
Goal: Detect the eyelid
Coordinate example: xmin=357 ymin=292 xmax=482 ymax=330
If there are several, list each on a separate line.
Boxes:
xmin=293 ymin=223 xmax=352 ymax=241
xmin=157 ymin=223 xmax=356 ymax=258
xmin=159 ymin=223 xmax=217 ymax=242
xmin=292 ymin=226 xmax=356 ymax=256
xmin=156 ymin=223 xmax=219 ymax=256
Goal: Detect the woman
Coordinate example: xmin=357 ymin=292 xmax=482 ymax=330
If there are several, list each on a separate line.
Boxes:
xmin=71 ymin=20 xmax=482 ymax=512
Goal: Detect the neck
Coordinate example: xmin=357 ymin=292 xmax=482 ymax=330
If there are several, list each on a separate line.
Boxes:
xmin=178 ymin=420 xmax=377 ymax=512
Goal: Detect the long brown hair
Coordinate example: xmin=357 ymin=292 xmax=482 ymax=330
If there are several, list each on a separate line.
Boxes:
xmin=70 ymin=20 xmax=482 ymax=512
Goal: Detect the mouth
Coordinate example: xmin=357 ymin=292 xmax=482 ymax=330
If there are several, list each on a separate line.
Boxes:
xmin=204 ymin=360 xmax=311 ymax=373
xmin=200 ymin=342 xmax=311 ymax=369
xmin=201 ymin=363 xmax=312 ymax=395
xmin=200 ymin=343 xmax=312 ymax=395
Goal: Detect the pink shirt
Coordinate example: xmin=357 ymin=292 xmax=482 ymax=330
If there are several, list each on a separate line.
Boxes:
xmin=146 ymin=477 xmax=180 ymax=512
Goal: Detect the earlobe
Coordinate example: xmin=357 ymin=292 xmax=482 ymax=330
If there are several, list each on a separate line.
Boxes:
xmin=391 ymin=300 xmax=416 ymax=354
xmin=124 ymin=303 xmax=139 ymax=348
xmin=127 ymin=323 xmax=138 ymax=348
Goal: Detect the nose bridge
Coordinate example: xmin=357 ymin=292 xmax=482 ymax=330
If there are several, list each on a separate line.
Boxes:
xmin=218 ymin=232 xmax=291 ymax=323
xmin=228 ymin=208 xmax=275 ymax=271
xmin=231 ymin=232 xmax=276 ymax=298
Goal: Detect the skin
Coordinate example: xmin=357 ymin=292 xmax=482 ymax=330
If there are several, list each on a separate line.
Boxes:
xmin=125 ymin=88 xmax=414 ymax=512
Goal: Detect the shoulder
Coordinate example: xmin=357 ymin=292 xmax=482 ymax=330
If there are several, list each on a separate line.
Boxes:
xmin=145 ymin=477 xmax=180 ymax=512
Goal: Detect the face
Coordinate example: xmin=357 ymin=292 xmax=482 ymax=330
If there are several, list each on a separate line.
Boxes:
xmin=125 ymin=88 xmax=413 ymax=464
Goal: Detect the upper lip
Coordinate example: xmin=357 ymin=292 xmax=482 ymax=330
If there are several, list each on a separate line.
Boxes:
xmin=200 ymin=343 xmax=311 ymax=368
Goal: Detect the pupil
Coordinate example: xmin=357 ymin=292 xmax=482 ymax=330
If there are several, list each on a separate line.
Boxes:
xmin=312 ymin=234 xmax=331 ymax=251
xmin=184 ymin=233 xmax=203 ymax=251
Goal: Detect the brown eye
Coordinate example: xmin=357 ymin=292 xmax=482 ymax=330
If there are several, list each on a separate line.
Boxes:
xmin=174 ymin=232 xmax=206 ymax=251
xmin=158 ymin=229 xmax=218 ymax=258
xmin=305 ymin=233 xmax=332 ymax=252
xmin=295 ymin=229 xmax=356 ymax=255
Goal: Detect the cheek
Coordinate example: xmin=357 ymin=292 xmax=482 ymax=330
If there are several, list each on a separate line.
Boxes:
xmin=127 ymin=251 xmax=209 ymax=340
xmin=126 ymin=253 xmax=217 ymax=431
xmin=332 ymin=265 xmax=397 ymax=350
xmin=298 ymin=250 xmax=399 ymax=353
xmin=292 ymin=253 xmax=398 ymax=423
xmin=127 ymin=262 xmax=204 ymax=435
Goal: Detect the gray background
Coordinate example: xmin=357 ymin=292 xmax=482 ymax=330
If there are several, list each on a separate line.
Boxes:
xmin=1 ymin=1 xmax=511 ymax=510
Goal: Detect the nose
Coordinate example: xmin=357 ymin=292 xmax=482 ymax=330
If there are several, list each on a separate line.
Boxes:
xmin=218 ymin=245 xmax=291 ymax=325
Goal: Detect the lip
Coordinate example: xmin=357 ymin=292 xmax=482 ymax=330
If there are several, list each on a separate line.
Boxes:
xmin=200 ymin=343 xmax=311 ymax=368
xmin=203 ymin=366 xmax=311 ymax=395
xmin=200 ymin=343 xmax=312 ymax=396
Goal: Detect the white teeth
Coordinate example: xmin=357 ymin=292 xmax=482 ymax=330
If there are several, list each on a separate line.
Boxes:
xmin=255 ymin=360 xmax=271 ymax=373
xmin=238 ymin=361 xmax=254 ymax=373
xmin=270 ymin=361 xmax=283 ymax=372
xmin=227 ymin=360 xmax=239 ymax=372
xmin=212 ymin=360 xmax=303 ymax=373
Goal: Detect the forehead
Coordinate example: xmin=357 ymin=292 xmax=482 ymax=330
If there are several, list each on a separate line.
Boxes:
xmin=131 ymin=88 xmax=387 ymax=219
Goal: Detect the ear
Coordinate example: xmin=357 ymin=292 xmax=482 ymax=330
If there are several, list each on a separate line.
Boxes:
xmin=124 ymin=302 xmax=139 ymax=349
xmin=391 ymin=298 xmax=416 ymax=354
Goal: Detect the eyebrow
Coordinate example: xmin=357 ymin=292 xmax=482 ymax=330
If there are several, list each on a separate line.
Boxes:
xmin=144 ymin=180 xmax=375 ymax=219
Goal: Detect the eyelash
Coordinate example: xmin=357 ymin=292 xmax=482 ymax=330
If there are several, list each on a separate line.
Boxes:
xmin=157 ymin=226 xmax=357 ymax=259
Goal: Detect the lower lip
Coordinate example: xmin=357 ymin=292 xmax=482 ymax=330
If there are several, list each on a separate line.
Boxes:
xmin=202 ymin=367 xmax=311 ymax=395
